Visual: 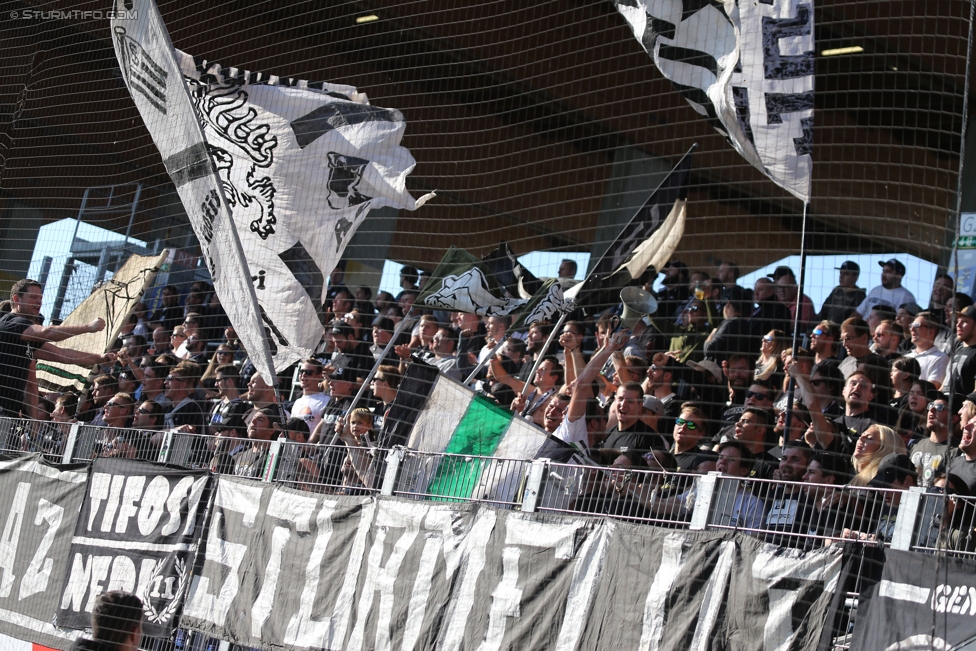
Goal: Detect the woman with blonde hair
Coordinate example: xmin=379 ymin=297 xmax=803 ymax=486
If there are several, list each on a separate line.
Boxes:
xmin=755 ymin=329 xmax=786 ymax=396
xmin=848 ymin=424 xmax=907 ymax=486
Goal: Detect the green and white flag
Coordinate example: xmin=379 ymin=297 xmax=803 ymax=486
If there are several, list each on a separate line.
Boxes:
xmin=403 ymin=375 xmax=549 ymax=503
xmin=417 ymin=246 xmax=571 ymax=323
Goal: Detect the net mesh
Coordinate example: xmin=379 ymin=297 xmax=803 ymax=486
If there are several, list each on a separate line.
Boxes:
xmin=0 ymin=0 xmax=973 ymax=649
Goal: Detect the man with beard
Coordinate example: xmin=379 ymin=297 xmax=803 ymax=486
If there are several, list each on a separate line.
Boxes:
xmin=871 ymin=320 xmax=904 ymax=361
xmin=722 ymin=354 xmax=754 ymax=407
xmin=906 ymin=311 xmax=949 ymax=388
xmin=799 ymin=369 xmax=879 ymax=456
xmin=856 ymin=258 xmax=916 ymax=317
xmin=910 ymin=391 xmax=958 ymax=487
xmin=763 ymin=441 xmax=814 ymax=547
xmin=808 ymin=321 xmax=841 ymax=368
xmin=950 ymin=401 xmax=976 ymax=492
xmin=325 ymin=321 xmax=374 ymax=390
xmin=927 ymin=273 xmax=955 ymax=326
xmin=730 ymin=406 xmax=779 ymax=479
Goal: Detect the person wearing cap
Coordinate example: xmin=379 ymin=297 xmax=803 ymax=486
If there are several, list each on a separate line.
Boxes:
xmin=906 ymin=311 xmax=950 ymax=389
xmin=910 ymin=391 xmax=960 ymax=487
xmin=290 ymin=358 xmax=330 ymax=433
xmin=640 ymin=394 xmax=665 ymax=434
xmin=769 ymin=266 xmax=816 ymax=334
xmin=948 ymin=305 xmax=976 ymax=397
xmin=949 ymin=394 xmax=976 ymax=492
xmin=818 ymin=261 xmax=866 ymax=325
xmin=310 ymin=361 xmax=355 ymax=444
xmin=856 ymin=259 xmax=917 ymax=318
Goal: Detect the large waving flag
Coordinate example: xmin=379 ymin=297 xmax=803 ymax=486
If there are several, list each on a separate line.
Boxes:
xmin=112 ymin=0 xmax=433 ymax=377
xmin=612 ymin=0 xmax=814 ymax=202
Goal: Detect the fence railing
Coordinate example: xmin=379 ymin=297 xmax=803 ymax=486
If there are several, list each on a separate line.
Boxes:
xmin=2 ymin=415 xmax=970 ymax=556
xmin=4 ymin=415 xmax=973 ymax=651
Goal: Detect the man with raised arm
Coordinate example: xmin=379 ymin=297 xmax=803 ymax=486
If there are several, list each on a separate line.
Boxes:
xmin=0 ymin=278 xmax=114 ymax=418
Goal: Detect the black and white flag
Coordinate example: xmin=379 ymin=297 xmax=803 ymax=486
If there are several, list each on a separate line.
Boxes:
xmin=113 ymin=0 xmax=433 ymax=376
xmin=613 ymin=0 xmax=814 ymax=202
xmin=57 ymin=459 xmax=211 ymax=638
xmin=565 ymin=150 xmax=690 ymax=307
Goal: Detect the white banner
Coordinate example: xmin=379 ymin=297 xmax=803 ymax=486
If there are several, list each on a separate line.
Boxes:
xmin=613 ymin=0 xmax=814 ymax=202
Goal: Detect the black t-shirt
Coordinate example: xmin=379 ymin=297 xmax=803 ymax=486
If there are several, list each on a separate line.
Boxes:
xmin=0 ymin=313 xmax=34 ymax=416
xmin=763 ymin=486 xmax=815 ymax=548
xmin=830 ymin=410 xmax=877 ymax=456
xmin=951 ymin=344 xmax=976 ymax=396
xmin=950 ymin=455 xmax=976 ymax=494
xmin=603 ymin=420 xmax=666 ymax=452
xmin=165 ymin=398 xmax=205 ymax=432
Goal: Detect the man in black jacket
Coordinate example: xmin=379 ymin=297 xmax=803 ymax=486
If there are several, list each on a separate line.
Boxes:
xmin=69 ymin=591 xmax=143 ymax=651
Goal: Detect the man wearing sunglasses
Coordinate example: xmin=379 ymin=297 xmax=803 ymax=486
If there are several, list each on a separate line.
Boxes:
xmin=906 ymin=312 xmax=949 ymax=389
xmin=910 ymin=391 xmax=961 ymax=488
xmin=291 ymin=358 xmax=329 ymax=431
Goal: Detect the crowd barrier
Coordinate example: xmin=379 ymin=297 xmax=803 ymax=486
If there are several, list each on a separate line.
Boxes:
xmin=0 ymin=415 xmax=971 ymax=650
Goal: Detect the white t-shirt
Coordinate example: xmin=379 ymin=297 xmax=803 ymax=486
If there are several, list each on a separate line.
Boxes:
xmin=291 ymin=392 xmax=331 ymax=431
xmin=553 ymin=415 xmax=588 ymax=450
xmin=856 ymin=285 xmax=916 ymax=317
xmin=907 ymin=346 xmax=950 ymax=386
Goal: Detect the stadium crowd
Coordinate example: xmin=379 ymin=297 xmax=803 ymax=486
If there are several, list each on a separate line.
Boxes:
xmin=2 ymin=256 xmax=976 ymax=548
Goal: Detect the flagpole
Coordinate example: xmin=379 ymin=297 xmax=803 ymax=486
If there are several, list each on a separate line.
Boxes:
xmin=327 ymin=314 xmax=418 ymax=447
xmin=517 ymin=144 xmax=698 ymax=399
xmin=784 ymin=200 xmax=810 ymax=432
xmin=570 ymin=143 xmax=698 ymax=304
xmin=463 ymin=334 xmax=508 ymax=385
xmin=520 ymin=311 xmax=570 ymax=398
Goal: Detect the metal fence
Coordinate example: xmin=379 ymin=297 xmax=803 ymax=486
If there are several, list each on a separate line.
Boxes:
xmin=1 ymin=415 xmax=973 ymax=650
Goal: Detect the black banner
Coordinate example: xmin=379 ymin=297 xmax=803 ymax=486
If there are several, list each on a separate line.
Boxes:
xmin=56 ymin=458 xmax=212 ymax=638
xmin=0 ymin=455 xmax=87 ymax=650
xmin=852 ymin=548 xmax=976 ymax=650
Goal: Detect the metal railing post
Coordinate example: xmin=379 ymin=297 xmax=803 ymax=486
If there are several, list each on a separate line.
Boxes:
xmin=890 ymin=486 xmax=925 ymax=551
xmin=381 ymin=447 xmax=405 ymax=496
xmin=690 ymin=473 xmax=717 ymax=530
xmin=61 ymin=423 xmax=81 ymax=463
xmin=263 ymin=440 xmax=283 ymax=482
xmin=157 ymin=430 xmax=174 ymax=464
xmin=521 ymin=459 xmax=548 ymax=513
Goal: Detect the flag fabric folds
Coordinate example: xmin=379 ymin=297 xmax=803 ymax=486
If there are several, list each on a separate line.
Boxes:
xmin=613 ymin=0 xmax=814 ymax=202
xmin=401 ymin=375 xmax=550 ymax=503
xmin=113 ymin=0 xmax=433 ymax=378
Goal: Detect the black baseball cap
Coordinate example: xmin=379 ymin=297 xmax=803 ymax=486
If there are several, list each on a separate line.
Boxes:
xmin=879 ymin=259 xmax=907 ymax=276
xmin=325 ymin=357 xmax=350 ymax=380
xmin=372 ymin=316 xmax=395 ymax=332
xmin=329 ymin=321 xmax=354 ymax=338
xmin=836 ymin=261 xmax=860 ymax=272
xmin=959 ymin=305 xmax=976 ymax=320
xmin=868 ymin=453 xmax=918 ymax=488
xmin=766 ymin=266 xmax=794 ymax=280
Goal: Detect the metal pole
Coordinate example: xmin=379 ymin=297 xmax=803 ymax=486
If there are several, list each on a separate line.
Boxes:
xmin=520 ymin=311 xmax=570 ymax=398
xmin=784 ymin=201 xmax=810 ymax=432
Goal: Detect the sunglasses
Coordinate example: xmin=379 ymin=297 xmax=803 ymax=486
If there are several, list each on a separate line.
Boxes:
xmin=104 ymin=402 xmax=123 ymax=408
xmin=165 ymin=376 xmax=184 ymax=383
xmin=136 ymin=407 xmax=153 ymax=415
xmin=675 ymin=418 xmax=698 ymax=430
xmin=929 ymin=403 xmax=948 ymax=412
xmin=745 ymin=390 xmax=768 ymax=401
xmin=298 ymin=369 xmax=320 ymax=376
xmin=684 ymin=305 xmax=700 ymax=312
xmin=812 ymin=328 xmax=825 ymax=336
xmin=762 ymin=335 xmax=775 ymax=343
